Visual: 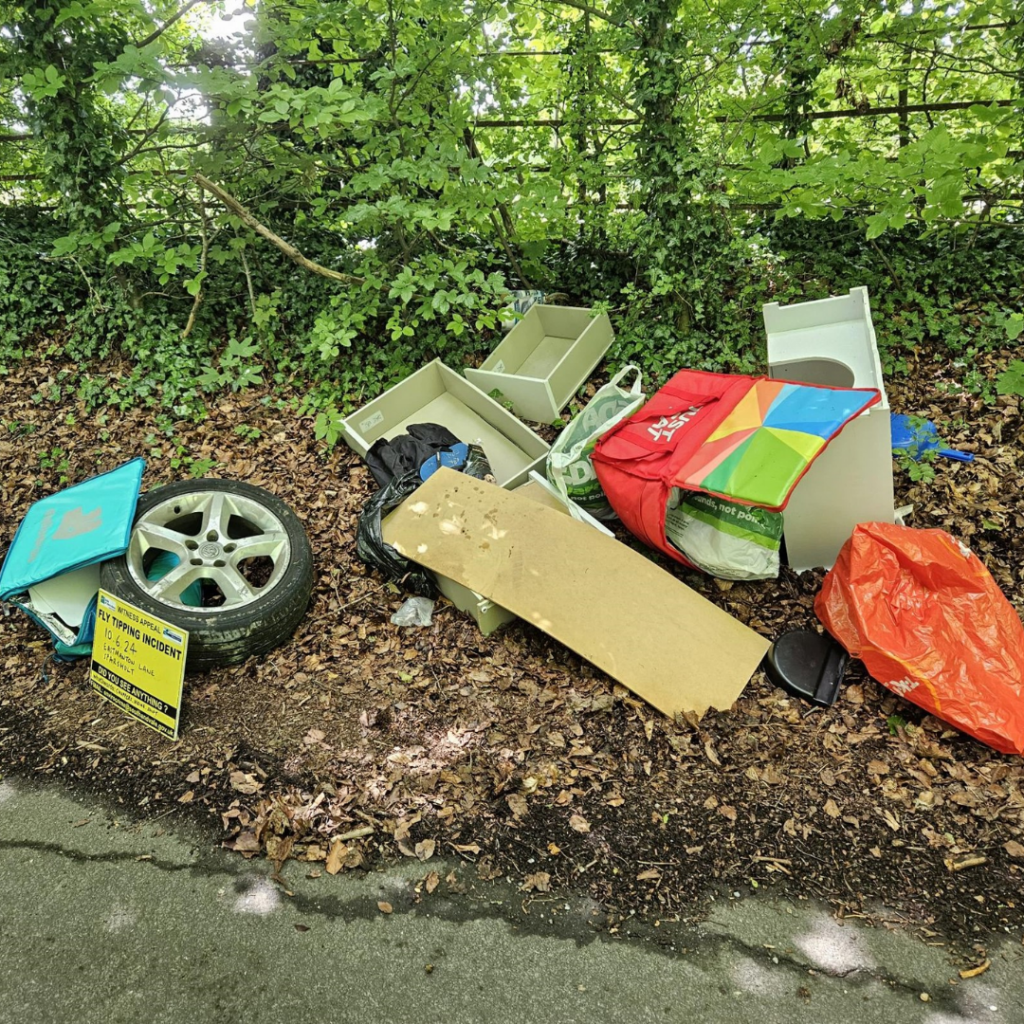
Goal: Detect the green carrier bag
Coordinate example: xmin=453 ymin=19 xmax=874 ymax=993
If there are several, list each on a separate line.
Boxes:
xmin=546 ymin=365 xmax=643 ymax=519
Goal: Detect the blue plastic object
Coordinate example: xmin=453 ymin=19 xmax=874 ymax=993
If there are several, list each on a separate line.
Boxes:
xmin=419 ymin=442 xmax=469 ymax=481
xmin=890 ymin=414 xmax=974 ymax=463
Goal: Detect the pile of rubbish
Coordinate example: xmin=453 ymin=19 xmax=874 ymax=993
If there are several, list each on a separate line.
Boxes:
xmin=345 ymin=288 xmax=1024 ymax=757
xmin=2 ymin=286 xmax=1022 ymax=758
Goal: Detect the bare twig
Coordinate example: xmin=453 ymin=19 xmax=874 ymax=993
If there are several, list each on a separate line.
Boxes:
xmin=869 ymin=238 xmax=903 ymax=290
xmin=335 ymin=825 xmax=375 ymax=841
xmin=531 ymin=0 xmax=625 ymax=27
xmin=489 ymin=211 xmax=532 ymax=290
xmin=181 ymin=193 xmax=209 ymax=339
xmin=43 ymin=255 xmax=102 ymax=307
xmin=337 ymin=581 xmax=391 ymax=612
xmin=945 ymin=854 xmax=987 ymax=872
xmin=240 ymin=246 xmax=258 ymax=319
xmin=194 ymin=173 xmax=368 ymax=286
xmin=119 ymin=105 xmax=172 ymax=165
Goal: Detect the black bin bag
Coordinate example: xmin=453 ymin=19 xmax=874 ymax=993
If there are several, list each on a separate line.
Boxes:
xmin=355 ymin=431 xmax=493 ymax=597
xmin=356 ymin=470 xmax=437 ymax=596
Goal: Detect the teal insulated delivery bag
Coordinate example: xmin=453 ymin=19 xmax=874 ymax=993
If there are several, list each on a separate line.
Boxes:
xmin=0 ymin=458 xmax=145 ymax=658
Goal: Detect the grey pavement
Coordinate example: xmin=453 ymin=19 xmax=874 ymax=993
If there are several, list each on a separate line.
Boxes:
xmin=0 ymin=775 xmax=1021 ymax=1024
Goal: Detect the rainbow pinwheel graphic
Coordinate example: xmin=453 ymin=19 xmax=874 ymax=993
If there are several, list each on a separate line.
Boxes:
xmin=673 ymin=379 xmax=878 ymax=509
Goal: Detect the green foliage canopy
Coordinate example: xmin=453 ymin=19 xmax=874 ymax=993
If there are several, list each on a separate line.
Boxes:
xmin=0 ymin=0 xmax=1021 ymax=419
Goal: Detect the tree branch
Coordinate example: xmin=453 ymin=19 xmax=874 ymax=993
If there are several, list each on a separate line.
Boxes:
xmin=471 ymin=100 xmax=1019 ymax=129
xmin=193 ymin=173 xmax=367 ymax=286
xmin=240 ymin=246 xmax=258 ymax=320
xmin=135 ymin=0 xmax=209 ymax=50
xmin=181 ymin=194 xmax=209 ymax=340
xmin=119 ymin=105 xmax=172 ymax=165
xmin=726 ymin=99 xmax=1020 ymax=123
xmin=540 ymin=0 xmax=625 ymax=27
xmin=489 ymin=210 xmax=532 ymax=290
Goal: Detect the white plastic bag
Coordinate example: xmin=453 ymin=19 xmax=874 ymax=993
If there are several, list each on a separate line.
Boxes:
xmin=664 ymin=489 xmax=782 ymax=580
xmin=391 ymin=596 xmax=435 ymax=627
xmin=546 ymin=365 xmax=643 ymax=519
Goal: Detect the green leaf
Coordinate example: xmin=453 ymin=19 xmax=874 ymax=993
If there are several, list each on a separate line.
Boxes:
xmin=996 ymin=360 xmax=1024 ymax=397
xmin=865 ymin=214 xmax=888 ymax=240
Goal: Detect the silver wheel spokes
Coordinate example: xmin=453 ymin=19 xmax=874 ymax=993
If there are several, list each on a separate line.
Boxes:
xmin=126 ymin=490 xmax=292 ymax=612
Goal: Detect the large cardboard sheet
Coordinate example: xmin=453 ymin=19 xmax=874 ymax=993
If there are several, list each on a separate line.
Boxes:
xmin=383 ymin=469 xmax=769 ymax=719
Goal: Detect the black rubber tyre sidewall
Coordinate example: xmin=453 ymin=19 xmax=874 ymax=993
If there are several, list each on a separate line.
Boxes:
xmin=100 ymin=479 xmax=314 ymax=672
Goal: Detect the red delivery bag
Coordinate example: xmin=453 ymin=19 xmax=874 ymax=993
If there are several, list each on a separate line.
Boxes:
xmin=816 ymin=522 xmax=1024 ymax=755
xmin=591 ymin=369 xmax=879 ymax=570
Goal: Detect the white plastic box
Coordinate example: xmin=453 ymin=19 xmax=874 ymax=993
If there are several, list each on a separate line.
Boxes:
xmin=465 ymin=305 xmax=614 ymax=424
xmin=764 ymin=286 xmax=895 ymax=572
xmin=341 ymin=359 xmax=549 ymax=490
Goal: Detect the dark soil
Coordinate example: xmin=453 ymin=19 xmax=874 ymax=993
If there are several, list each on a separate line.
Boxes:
xmin=2 ymin=344 xmax=1023 ymax=964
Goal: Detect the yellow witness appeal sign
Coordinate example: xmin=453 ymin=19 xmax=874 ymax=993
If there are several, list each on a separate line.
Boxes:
xmin=90 ymin=590 xmax=189 ymax=740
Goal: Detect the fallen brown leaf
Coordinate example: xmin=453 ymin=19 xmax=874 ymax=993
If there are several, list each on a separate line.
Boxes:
xmin=377 ymin=901 xmax=393 ymax=914
xmin=224 ymin=831 xmax=260 ymax=855
xmin=229 ymin=771 xmax=261 ymax=795
xmin=325 ymin=839 xmax=348 ymax=875
xmin=959 ymin=960 xmax=991 ymax=979
xmin=415 ymin=839 xmax=436 ymax=862
xmin=522 ymin=871 xmax=551 ymax=893
xmin=506 ymin=793 xmax=528 ymax=819
xmin=394 ymin=816 xmax=418 ymax=842
xmin=569 ymin=813 xmax=591 ymax=833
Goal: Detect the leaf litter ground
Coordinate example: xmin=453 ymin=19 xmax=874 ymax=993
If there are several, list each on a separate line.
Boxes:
xmin=2 ymin=346 xmax=1024 ymax=964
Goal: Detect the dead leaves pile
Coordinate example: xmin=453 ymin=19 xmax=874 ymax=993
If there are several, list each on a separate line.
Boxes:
xmin=1 ymin=347 xmax=1024 ymax=951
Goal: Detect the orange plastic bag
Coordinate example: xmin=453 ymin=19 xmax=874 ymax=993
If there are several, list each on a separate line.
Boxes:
xmin=816 ymin=522 xmax=1024 ymax=756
